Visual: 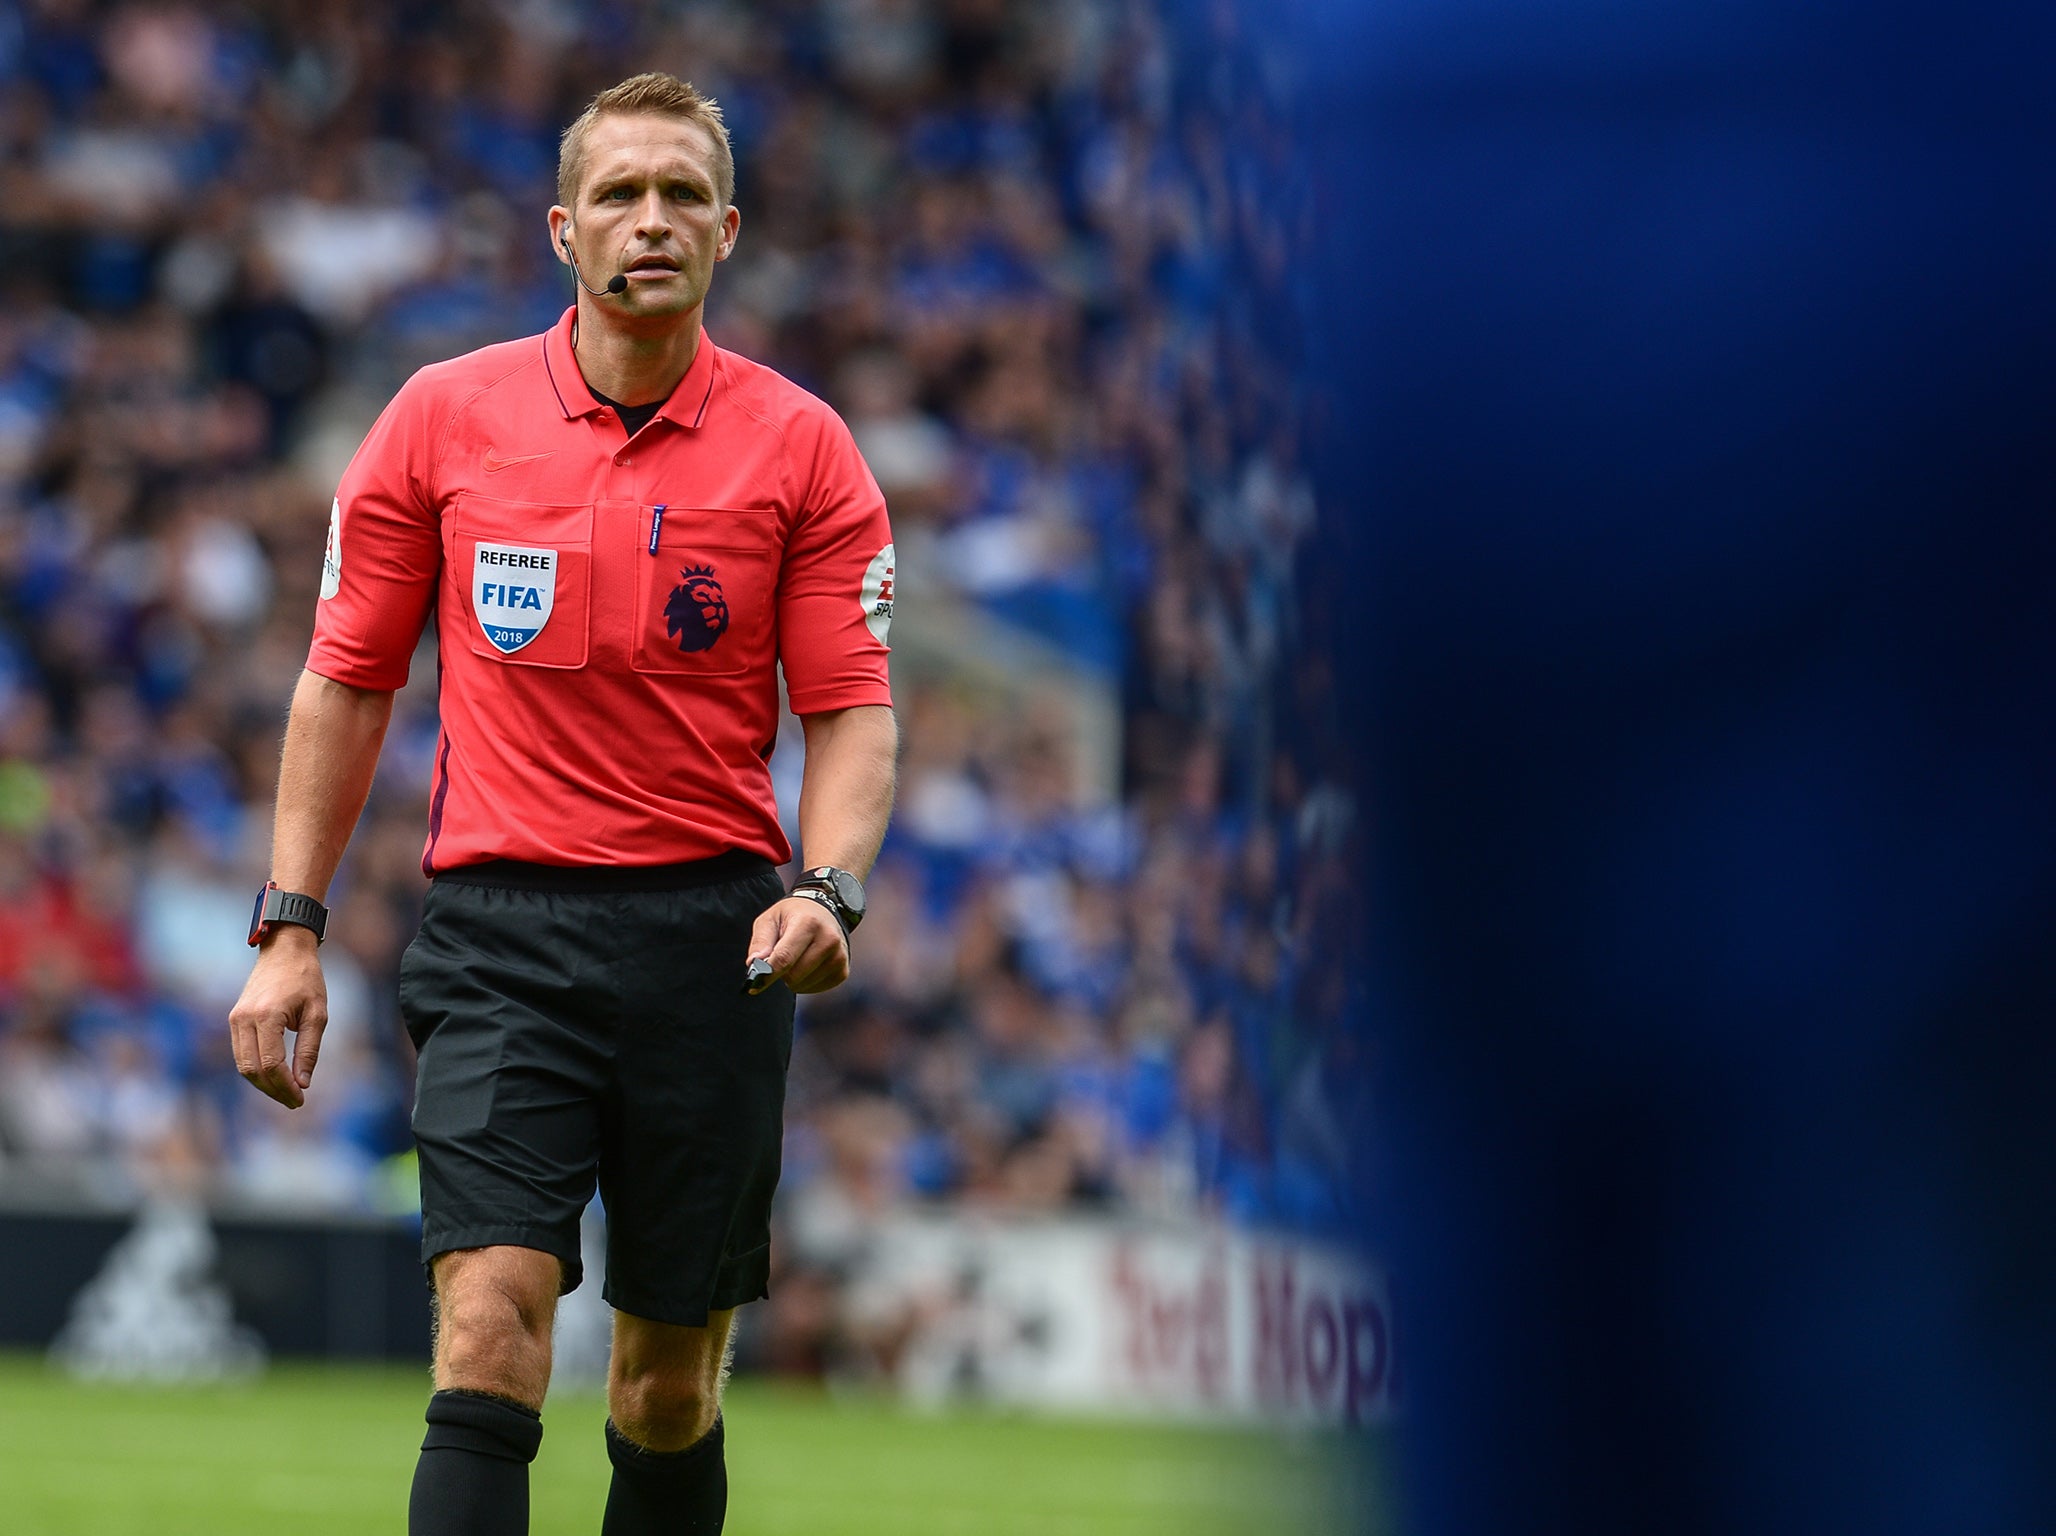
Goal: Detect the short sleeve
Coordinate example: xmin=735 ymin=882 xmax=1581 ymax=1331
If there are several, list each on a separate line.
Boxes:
xmin=778 ymin=407 xmax=895 ymax=714
xmin=306 ymin=373 xmax=444 ymax=691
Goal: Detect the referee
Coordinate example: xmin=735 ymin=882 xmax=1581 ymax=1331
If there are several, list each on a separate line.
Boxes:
xmin=227 ymin=74 xmax=897 ymax=1536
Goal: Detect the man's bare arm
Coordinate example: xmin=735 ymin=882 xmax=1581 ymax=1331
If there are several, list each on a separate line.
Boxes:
xmin=794 ymin=703 xmax=898 ymax=876
xmin=748 ymin=703 xmax=898 ymax=993
xmin=228 ymin=669 xmax=395 ymax=1108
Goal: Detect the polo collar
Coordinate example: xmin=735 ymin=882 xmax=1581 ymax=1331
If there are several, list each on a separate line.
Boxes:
xmin=540 ymin=306 xmax=720 ymax=430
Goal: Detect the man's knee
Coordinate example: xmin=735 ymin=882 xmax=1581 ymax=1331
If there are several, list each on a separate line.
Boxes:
xmin=432 ymin=1247 xmax=561 ymax=1403
xmin=608 ymin=1311 xmax=732 ymax=1452
xmin=609 ymin=1367 xmax=721 ymax=1452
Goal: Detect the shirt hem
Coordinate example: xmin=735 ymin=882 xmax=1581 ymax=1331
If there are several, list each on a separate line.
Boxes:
xmin=784 ymin=683 xmax=893 ymax=714
xmin=305 ymin=651 xmax=410 ymax=692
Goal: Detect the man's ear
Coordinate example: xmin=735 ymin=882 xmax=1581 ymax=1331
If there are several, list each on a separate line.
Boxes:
xmin=548 ymin=207 xmax=574 ymax=264
xmin=716 ymin=204 xmax=741 ymax=262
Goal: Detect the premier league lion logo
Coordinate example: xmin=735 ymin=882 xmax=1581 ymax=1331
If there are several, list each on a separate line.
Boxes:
xmin=664 ymin=563 xmax=729 ymax=652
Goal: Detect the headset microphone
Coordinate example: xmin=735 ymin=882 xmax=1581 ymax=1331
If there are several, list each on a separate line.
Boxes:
xmin=561 ymin=224 xmax=627 ymax=296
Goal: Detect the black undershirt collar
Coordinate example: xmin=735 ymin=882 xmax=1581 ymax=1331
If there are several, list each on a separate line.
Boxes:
xmin=590 ymin=387 xmax=662 ymax=438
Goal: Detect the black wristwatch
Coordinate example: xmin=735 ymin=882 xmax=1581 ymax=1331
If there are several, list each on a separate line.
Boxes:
xmin=790 ymin=865 xmax=865 ymax=933
xmin=248 ymin=881 xmax=329 ymax=946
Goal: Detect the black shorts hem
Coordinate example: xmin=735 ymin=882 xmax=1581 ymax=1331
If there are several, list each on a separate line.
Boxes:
xmin=423 ymin=1225 xmax=586 ymax=1294
xmin=603 ymin=1244 xmax=771 ymax=1328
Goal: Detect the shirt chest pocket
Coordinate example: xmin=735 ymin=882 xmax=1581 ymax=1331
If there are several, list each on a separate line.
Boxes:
xmin=449 ymin=495 xmax=593 ymax=669
xmin=632 ymin=506 xmax=781 ymax=679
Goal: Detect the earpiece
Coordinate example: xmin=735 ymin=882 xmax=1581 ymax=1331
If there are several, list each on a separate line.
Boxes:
xmin=561 ymin=220 xmax=627 ymax=297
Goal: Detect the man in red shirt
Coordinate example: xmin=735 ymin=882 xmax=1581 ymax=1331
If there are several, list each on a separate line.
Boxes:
xmin=227 ymin=73 xmax=897 ymax=1536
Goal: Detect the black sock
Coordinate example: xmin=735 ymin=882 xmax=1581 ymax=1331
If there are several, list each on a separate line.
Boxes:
xmin=602 ymin=1414 xmax=727 ymax=1535
xmin=407 ymin=1389 xmax=545 ymax=1536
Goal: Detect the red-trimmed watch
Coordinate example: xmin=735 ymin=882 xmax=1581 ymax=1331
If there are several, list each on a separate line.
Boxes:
xmin=248 ymin=882 xmax=329 ymax=946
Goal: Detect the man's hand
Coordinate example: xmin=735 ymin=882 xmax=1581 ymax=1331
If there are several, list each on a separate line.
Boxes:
xmin=745 ymin=895 xmax=850 ymax=995
xmin=228 ymin=927 xmax=329 ymax=1108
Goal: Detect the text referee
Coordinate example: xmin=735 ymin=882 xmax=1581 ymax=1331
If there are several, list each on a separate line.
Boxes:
xmin=226 ymin=74 xmax=897 ymax=1536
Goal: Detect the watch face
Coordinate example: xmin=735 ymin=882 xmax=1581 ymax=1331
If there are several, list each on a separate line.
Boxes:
xmin=826 ymin=869 xmax=865 ymax=917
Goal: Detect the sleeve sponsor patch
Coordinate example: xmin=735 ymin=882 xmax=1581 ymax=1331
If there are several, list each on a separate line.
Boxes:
xmin=862 ymin=542 xmax=895 ymax=644
xmin=320 ymin=497 xmax=342 ymax=600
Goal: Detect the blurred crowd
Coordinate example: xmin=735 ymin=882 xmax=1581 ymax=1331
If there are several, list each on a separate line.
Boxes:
xmin=0 ymin=0 xmax=1357 ymax=1336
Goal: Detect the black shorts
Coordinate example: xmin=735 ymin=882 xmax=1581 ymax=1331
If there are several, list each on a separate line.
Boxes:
xmin=397 ymin=852 xmax=794 ymax=1327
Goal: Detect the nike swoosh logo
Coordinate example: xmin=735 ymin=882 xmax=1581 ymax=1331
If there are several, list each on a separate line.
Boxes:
xmin=484 ymin=448 xmax=556 ymax=472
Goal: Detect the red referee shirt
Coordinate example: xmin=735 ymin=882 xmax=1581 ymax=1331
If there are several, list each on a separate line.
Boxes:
xmin=308 ymin=309 xmax=895 ymax=873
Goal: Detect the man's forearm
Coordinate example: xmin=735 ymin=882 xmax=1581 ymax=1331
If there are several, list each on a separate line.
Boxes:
xmin=271 ymin=668 xmax=396 ymax=899
xmin=794 ymin=704 xmax=897 ymax=876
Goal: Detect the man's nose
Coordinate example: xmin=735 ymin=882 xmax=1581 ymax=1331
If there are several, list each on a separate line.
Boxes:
xmin=634 ymin=193 xmax=672 ymax=240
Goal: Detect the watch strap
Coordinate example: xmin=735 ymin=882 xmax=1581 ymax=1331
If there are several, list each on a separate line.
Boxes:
xmin=786 ymin=885 xmax=851 ymax=940
xmin=249 ymin=882 xmax=328 ymax=946
xmin=791 ymin=866 xmax=864 ymax=931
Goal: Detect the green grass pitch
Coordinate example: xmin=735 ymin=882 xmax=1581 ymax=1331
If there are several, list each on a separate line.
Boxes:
xmin=0 ymin=1355 xmax=1377 ymax=1535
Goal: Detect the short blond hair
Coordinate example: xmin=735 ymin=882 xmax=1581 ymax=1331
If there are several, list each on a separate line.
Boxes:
xmin=557 ymin=72 xmax=734 ymax=210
